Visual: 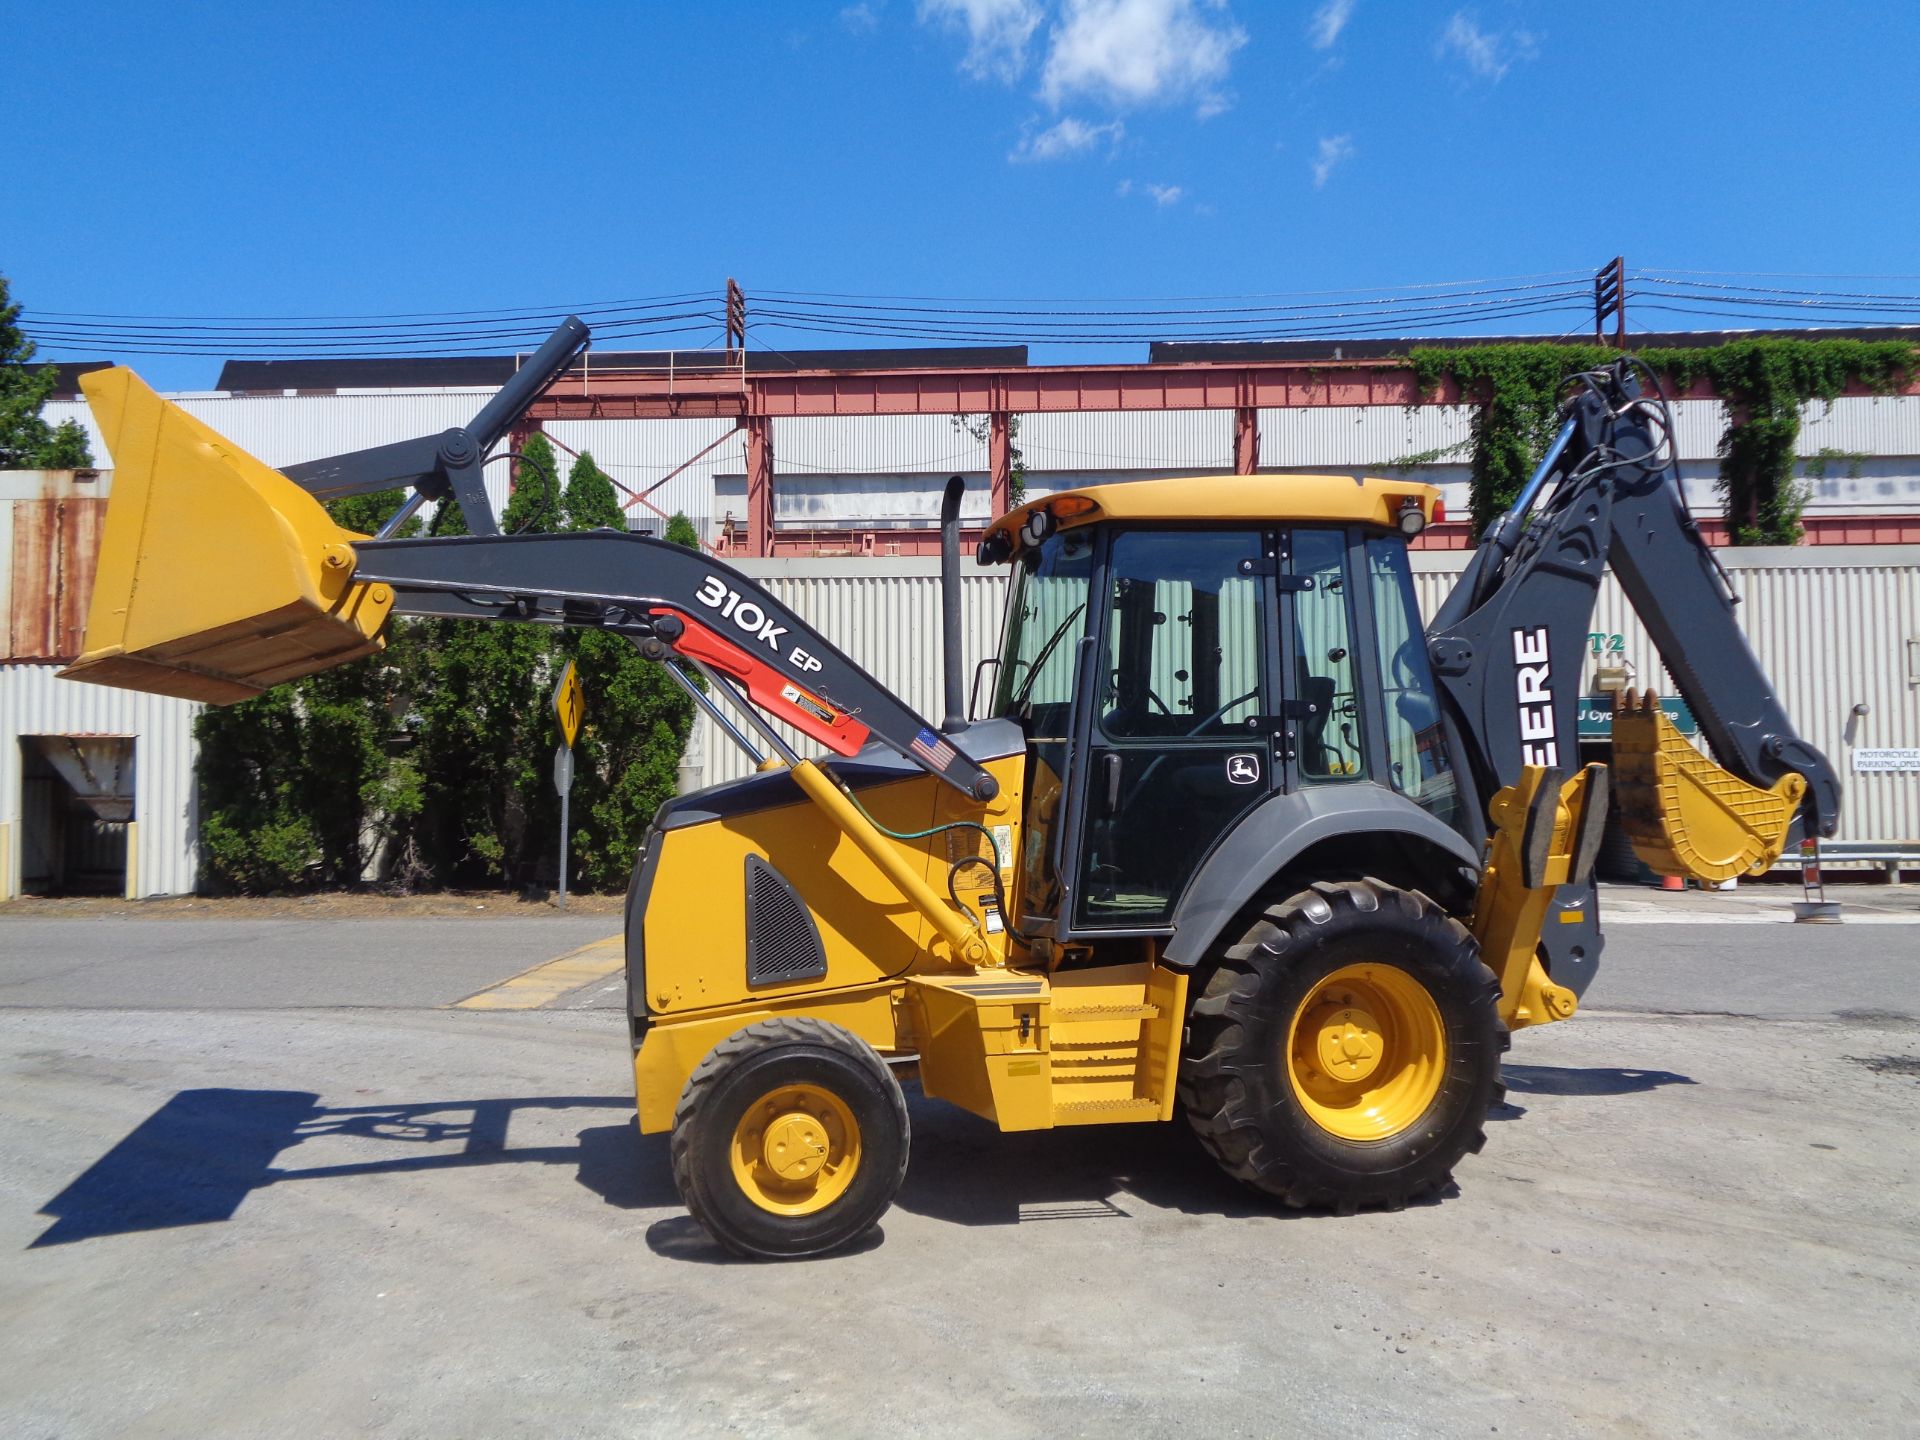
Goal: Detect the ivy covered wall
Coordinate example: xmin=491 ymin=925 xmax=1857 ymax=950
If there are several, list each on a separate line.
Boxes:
xmin=1408 ymin=337 xmax=1917 ymax=543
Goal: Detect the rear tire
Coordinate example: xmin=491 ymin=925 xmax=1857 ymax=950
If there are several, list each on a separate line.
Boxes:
xmin=1178 ymin=878 xmax=1506 ymax=1212
xmin=671 ymin=1017 xmax=909 ymax=1259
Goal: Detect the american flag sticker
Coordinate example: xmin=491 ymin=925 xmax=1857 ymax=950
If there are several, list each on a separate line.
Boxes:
xmin=910 ymin=726 xmax=959 ymax=773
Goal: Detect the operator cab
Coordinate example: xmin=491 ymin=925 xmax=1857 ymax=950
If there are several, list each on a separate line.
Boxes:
xmin=978 ymin=476 xmax=1464 ymax=946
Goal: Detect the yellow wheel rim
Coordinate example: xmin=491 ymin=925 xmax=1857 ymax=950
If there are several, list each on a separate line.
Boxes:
xmin=728 ymin=1082 xmax=862 ymax=1216
xmin=1286 ymin=963 xmax=1447 ymax=1141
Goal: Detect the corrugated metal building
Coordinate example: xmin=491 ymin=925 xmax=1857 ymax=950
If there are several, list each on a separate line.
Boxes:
xmin=43 ymin=391 xmax=1920 ymax=545
xmin=1 ymin=471 xmax=201 ymax=898
xmin=17 ymin=363 xmax=1920 ymax=893
xmin=690 ymin=551 xmax=1920 ymax=858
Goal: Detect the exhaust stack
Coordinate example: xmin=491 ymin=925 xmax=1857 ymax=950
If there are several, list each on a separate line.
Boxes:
xmin=939 ymin=474 xmax=968 ymax=734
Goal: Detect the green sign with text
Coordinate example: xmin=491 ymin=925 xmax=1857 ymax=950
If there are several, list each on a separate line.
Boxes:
xmin=1577 ymin=692 xmax=1697 ymax=740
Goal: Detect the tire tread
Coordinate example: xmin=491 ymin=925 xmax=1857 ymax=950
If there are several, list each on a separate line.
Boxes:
xmin=1177 ymin=876 xmax=1508 ymax=1212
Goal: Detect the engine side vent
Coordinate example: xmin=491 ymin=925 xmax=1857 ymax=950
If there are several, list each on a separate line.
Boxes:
xmin=745 ymin=855 xmax=829 ymax=987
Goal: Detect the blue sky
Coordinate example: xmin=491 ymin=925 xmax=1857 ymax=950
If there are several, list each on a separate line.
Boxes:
xmin=6 ymin=1 xmax=1920 ymax=388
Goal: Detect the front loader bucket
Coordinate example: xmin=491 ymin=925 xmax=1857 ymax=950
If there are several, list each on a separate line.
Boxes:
xmin=57 ymin=368 xmax=394 ymax=704
xmin=1611 ymin=689 xmax=1807 ymax=882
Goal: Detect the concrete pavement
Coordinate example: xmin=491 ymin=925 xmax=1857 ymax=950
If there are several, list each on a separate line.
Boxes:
xmin=0 ymin=902 xmax=1916 ymax=1438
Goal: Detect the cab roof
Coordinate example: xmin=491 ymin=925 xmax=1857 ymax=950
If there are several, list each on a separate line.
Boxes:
xmin=983 ymin=473 xmax=1441 ymax=558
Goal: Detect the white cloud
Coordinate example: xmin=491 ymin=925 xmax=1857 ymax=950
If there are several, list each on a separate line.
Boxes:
xmin=1039 ymin=0 xmax=1247 ymax=111
xmin=920 ymin=0 xmax=1044 ymax=80
xmin=1011 ymin=115 xmax=1125 ymax=161
xmin=1438 ymin=10 xmax=1538 ymax=82
xmin=1307 ymin=0 xmax=1354 ymax=50
xmin=1311 ymin=134 xmax=1355 ymax=188
xmin=841 ymin=3 xmax=881 ymax=33
xmin=1116 ymin=177 xmax=1183 ymax=206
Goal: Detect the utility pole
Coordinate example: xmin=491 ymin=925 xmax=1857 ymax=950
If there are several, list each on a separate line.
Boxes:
xmin=1594 ymin=256 xmax=1627 ymax=348
xmin=725 ymin=278 xmax=746 ymax=355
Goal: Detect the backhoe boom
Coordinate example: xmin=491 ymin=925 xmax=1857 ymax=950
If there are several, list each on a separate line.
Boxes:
xmin=1425 ymin=360 xmax=1839 ymax=986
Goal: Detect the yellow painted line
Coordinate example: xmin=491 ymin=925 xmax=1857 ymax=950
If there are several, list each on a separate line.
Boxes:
xmin=451 ymin=934 xmax=623 ymax=1010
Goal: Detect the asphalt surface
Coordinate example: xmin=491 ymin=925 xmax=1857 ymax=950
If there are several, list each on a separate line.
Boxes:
xmin=2 ymin=895 xmax=1917 ymax=1438
xmin=0 ymin=918 xmax=619 ymax=1009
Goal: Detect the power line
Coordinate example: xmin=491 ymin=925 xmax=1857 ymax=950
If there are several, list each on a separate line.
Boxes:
xmin=22 ymin=270 xmax=1920 ymax=363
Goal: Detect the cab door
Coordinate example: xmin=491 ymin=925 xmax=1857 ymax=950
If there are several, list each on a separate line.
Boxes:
xmin=1069 ymin=528 xmax=1278 ymax=931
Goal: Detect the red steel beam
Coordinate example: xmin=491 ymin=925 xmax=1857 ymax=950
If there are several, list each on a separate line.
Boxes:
xmin=989 ymin=411 xmax=1012 ymax=516
xmin=528 ymin=360 xmax=1451 ymax=422
xmin=526 ymin=358 xmax=1920 ymax=424
xmin=1233 ymin=406 xmax=1259 ymax=474
xmin=744 ymin=417 xmax=774 ymax=557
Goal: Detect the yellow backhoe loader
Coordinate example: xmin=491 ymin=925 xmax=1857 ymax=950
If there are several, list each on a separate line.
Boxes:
xmin=62 ymin=320 xmax=1838 ymax=1257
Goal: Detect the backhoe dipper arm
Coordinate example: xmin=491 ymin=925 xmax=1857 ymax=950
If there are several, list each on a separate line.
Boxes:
xmin=1427 ymin=361 xmax=1840 ymax=843
xmin=350 ymin=530 xmax=999 ymax=802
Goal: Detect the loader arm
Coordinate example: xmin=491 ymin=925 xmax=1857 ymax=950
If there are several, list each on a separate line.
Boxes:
xmin=1426 ymin=359 xmax=1840 ymax=988
xmin=58 ymin=323 xmax=1002 ymax=967
xmin=57 ymin=320 xmax=995 ymax=804
xmin=349 ymin=529 xmax=998 ymax=801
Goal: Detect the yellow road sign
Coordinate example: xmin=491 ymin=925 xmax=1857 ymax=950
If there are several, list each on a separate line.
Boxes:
xmin=552 ymin=660 xmax=584 ymax=747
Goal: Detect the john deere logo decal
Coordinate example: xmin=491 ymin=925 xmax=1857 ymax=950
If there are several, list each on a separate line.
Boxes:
xmin=1227 ymin=754 xmax=1261 ymax=785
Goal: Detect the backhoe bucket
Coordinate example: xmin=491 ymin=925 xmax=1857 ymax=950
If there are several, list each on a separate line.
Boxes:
xmin=57 ymin=368 xmax=394 ymax=704
xmin=1611 ymin=689 xmax=1806 ymax=882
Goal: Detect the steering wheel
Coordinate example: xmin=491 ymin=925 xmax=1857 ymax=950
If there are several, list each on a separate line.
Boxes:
xmin=1178 ymin=687 xmax=1260 ymax=741
xmin=1114 ymin=687 xmax=1262 ymax=814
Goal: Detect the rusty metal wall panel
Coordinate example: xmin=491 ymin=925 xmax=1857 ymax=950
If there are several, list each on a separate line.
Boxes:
xmin=0 ymin=662 xmax=200 ymax=898
xmin=7 ymin=498 xmax=104 ymax=662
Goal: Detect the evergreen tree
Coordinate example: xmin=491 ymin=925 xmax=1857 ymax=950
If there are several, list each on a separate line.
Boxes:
xmin=409 ymin=431 xmax=563 ymax=885
xmin=558 ymin=451 xmax=697 ymax=890
xmin=196 ymin=491 xmax=420 ymax=891
xmin=0 ymin=272 xmax=96 ymax=469
xmin=192 ymin=438 xmax=701 ymax=894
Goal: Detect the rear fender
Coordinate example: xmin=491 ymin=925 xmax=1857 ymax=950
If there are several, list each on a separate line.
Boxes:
xmin=1162 ymin=785 xmax=1481 ymax=969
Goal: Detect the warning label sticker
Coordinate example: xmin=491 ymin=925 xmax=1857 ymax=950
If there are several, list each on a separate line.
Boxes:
xmin=780 ymin=682 xmax=839 ymax=724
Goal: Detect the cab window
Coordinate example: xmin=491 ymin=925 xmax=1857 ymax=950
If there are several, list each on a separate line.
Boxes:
xmin=1290 ymin=528 xmax=1365 ymax=780
xmin=1365 ymin=535 xmax=1463 ymax=828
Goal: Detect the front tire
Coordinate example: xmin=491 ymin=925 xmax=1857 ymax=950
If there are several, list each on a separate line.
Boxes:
xmin=671 ymin=1017 xmax=909 ymax=1259
xmin=1179 ymin=878 xmax=1506 ymax=1212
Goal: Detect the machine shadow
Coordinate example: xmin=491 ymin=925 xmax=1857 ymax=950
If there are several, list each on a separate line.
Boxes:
xmin=28 ymin=1087 xmax=665 ymax=1248
xmin=889 ymin=1093 xmax=1309 ymax=1228
xmin=33 ymin=1066 xmax=1672 ymax=1250
xmin=641 ymin=1215 xmax=888 ymax=1265
xmin=1499 ymin=1064 xmax=1696 ymax=1098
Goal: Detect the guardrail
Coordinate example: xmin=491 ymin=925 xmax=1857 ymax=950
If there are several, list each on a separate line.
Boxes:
xmin=1769 ymin=840 xmax=1920 ymax=883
